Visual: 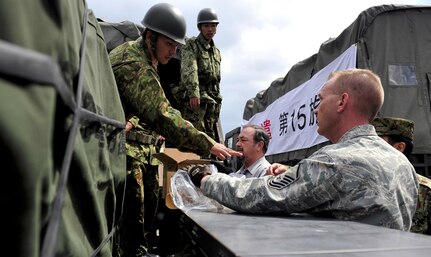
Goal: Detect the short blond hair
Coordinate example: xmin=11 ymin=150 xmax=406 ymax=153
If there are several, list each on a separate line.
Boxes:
xmin=329 ymin=69 xmax=384 ymax=121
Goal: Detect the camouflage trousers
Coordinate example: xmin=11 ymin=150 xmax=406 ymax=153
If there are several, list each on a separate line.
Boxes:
xmin=182 ymin=101 xmax=221 ymax=142
xmin=113 ymin=157 xmax=161 ymax=257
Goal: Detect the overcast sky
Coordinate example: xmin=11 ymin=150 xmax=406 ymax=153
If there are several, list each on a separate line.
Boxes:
xmin=87 ymin=0 xmax=430 ymax=138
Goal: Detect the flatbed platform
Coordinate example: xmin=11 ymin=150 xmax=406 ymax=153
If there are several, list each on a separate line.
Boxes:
xmin=179 ymin=210 xmax=431 ymax=256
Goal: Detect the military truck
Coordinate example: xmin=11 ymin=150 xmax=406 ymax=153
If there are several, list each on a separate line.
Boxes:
xmin=226 ymin=4 xmax=431 ymax=179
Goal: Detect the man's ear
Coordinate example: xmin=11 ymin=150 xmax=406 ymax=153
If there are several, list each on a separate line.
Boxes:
xmin=393 ymin=141 xmax=406 ymax=153
xmin=337 ymin=92 xmax=349 ymax=112
xmin=144 ymin=30 xmax=151 ymax=42
xmin=257 ymin=140 xmax=264 ymax=151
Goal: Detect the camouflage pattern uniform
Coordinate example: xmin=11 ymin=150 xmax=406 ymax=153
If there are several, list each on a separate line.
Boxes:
xmin=411 ymin=174 xmax=431 ymax=235
xmin=176 ymin=33 xmax=222 ymax=141
xmin=115 ymin=116 xmax=162 ymax=256
xmin=372 ymin=117 xmax=431 ymax=235
xmin=201 ymin=125 xmax=418 ymax=231
xmin=372 ymin=117 xmax=414 ymax=141
xmin=109 ymin=38 xmax=216 ymax=256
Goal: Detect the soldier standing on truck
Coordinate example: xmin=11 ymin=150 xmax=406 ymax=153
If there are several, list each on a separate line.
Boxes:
xmin=109 ymin=3 xmax=241 ymax=256
xmin=175 ymin=8 xmax=223 ymax=145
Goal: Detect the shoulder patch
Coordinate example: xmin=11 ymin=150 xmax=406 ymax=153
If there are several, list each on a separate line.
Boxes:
xmin=268 ymin=173 xmax=298 ymax=190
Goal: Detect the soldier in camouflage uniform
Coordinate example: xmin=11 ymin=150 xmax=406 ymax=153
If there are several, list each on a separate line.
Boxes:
xmin=175 ymin=8 xmax=222 ymax=143
xmin=109 ymin=3 xmax=241 ymax=256
xmin=187 ymin=69 xmax=418 ymax=231
xmin=372 ymin=117 xmax=431 ymax=235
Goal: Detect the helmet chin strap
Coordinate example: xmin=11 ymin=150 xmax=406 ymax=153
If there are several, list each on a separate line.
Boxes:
xmin=143 ymin=29 xmax=158 ymax=65
xmin=150 ymin=31 xmax=157 ymax=57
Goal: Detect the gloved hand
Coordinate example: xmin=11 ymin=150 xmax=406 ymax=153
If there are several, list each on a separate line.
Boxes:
xmin=184 ymin=164 xmax=212 ymax=187
xmin=210 ymin=160 xmax=235 ymax=175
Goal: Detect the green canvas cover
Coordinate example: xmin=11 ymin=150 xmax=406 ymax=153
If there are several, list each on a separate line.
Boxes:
xmin=98 ymin=19 xmax=144 ymax=53
xmin=243 ymin=4 xmax=431 ymax=166
xmin=0 ymin=1 xmax=126 ymax=257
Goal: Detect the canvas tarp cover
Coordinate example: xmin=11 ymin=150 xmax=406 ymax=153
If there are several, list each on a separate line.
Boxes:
xmin=0 ymin=2 xmax=126 ymax=257
xmin=98 ymin=19 xmax=144 ymax=52
xmin=243 ymin=4 xmax=431 ymax=163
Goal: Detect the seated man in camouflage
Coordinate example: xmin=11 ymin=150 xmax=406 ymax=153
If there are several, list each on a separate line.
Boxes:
xmin=372 ymin=116 xmax=431 ymax=235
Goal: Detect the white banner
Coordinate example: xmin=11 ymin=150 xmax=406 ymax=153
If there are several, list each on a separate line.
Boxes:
xmin=243 ymin=44 xmax=357 ymax=155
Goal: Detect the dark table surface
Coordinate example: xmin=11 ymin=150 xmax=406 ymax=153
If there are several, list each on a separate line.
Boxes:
xmin=181 ymin=209 xmax=431 ymax=257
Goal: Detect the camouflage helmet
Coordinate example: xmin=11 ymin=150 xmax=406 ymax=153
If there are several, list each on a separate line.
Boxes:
xmin=371 ymin=117 xmax=415 ymax=141
xmin=197 ymin=8 xmax=219 ymax=25
xmin=142 ymin=3 xmax=186 ymax=45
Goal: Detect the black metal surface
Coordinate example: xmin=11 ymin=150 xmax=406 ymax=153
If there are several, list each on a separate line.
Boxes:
xmin=180 ymin=210 xmax=431 ymax=256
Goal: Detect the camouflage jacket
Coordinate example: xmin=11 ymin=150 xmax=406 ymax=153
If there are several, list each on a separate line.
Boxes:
xmin=411 ymin=174 xmax=431 ymax=235
xmin=109 ymin=38 xmax=216 ymax=157
xmin=179 ymin=33 xmax=222 ymax=103
xmin=201 ymin=125 xmax=418 ymax=231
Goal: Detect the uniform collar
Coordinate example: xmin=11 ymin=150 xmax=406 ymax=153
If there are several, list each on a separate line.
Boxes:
xmin=241 ymin=155 xmax=267 ymax=177
xmin=338 ymin=124 xmax=377 ymax=143
xmin=197 ymin=33 xmax=214 ymax=49
xmin=137 ymin=37 xmax=156 ymax=68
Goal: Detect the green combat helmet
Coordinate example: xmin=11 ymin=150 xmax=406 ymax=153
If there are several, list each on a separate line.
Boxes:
xmin=197 ymin=8 xmax=219 ymax=25
xmin=142 ymin=3 xmax=186 ymax=45
xmin=372 ymin=117 xmax=415 ymax=141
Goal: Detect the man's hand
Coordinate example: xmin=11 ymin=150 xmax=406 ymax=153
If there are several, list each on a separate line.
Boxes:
xmin=266 ymin=163 xmax=289 ymax=176
xmin=125 ymin=121 xmax=134 ymax=132
xmin=185 ymin=164 xmax=212 ymax=187
xmin=189 ymin=97 xmax=200 ymax=108
xmin=210 ymin=143 xmax=242 ymax=161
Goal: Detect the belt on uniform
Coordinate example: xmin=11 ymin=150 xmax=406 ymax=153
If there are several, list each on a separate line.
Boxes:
xmin=126 ymin=131 xmax=158 ymax=145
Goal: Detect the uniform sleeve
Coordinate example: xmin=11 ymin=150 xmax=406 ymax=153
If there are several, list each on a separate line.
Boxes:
xmin=116 ymin=63 xmax=215 ymax=156
xmin=201 ymin=153 xmax=340 ymax=214
xmin=180 ymin=40 xmax=200 ymax=98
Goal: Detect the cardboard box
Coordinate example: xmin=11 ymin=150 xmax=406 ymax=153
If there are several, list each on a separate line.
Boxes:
xmin=154 ymin=148 xmax=210 ymax=209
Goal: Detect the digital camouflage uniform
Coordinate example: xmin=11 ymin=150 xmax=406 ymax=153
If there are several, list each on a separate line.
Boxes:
xmin=176 ymin=33 xmax=222 ymax=141
xmin=372 ymin=117 xmax=431 ymax=235
xmin=109 ymin=38 xmax=217 ymax=256
xmin=201 ymin=125 xmax=418 ymax=231
xmin=372 ymin=117 xmax=415 ymax=141
xmin=411 ymin=174 xmax=431 ymax=235
xmin=0 ymin=1 xmax=126 ymax=257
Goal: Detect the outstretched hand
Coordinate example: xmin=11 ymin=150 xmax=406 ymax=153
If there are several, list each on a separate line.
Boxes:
xmin=183 ymin=164 xmax=212 ymax=187
xmin=210 ymin=143 xmax=242 ymax=161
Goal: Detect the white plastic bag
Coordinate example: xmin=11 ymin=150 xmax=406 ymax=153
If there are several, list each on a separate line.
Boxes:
xmin=170 ymin=167 xmax=233 ymax=213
